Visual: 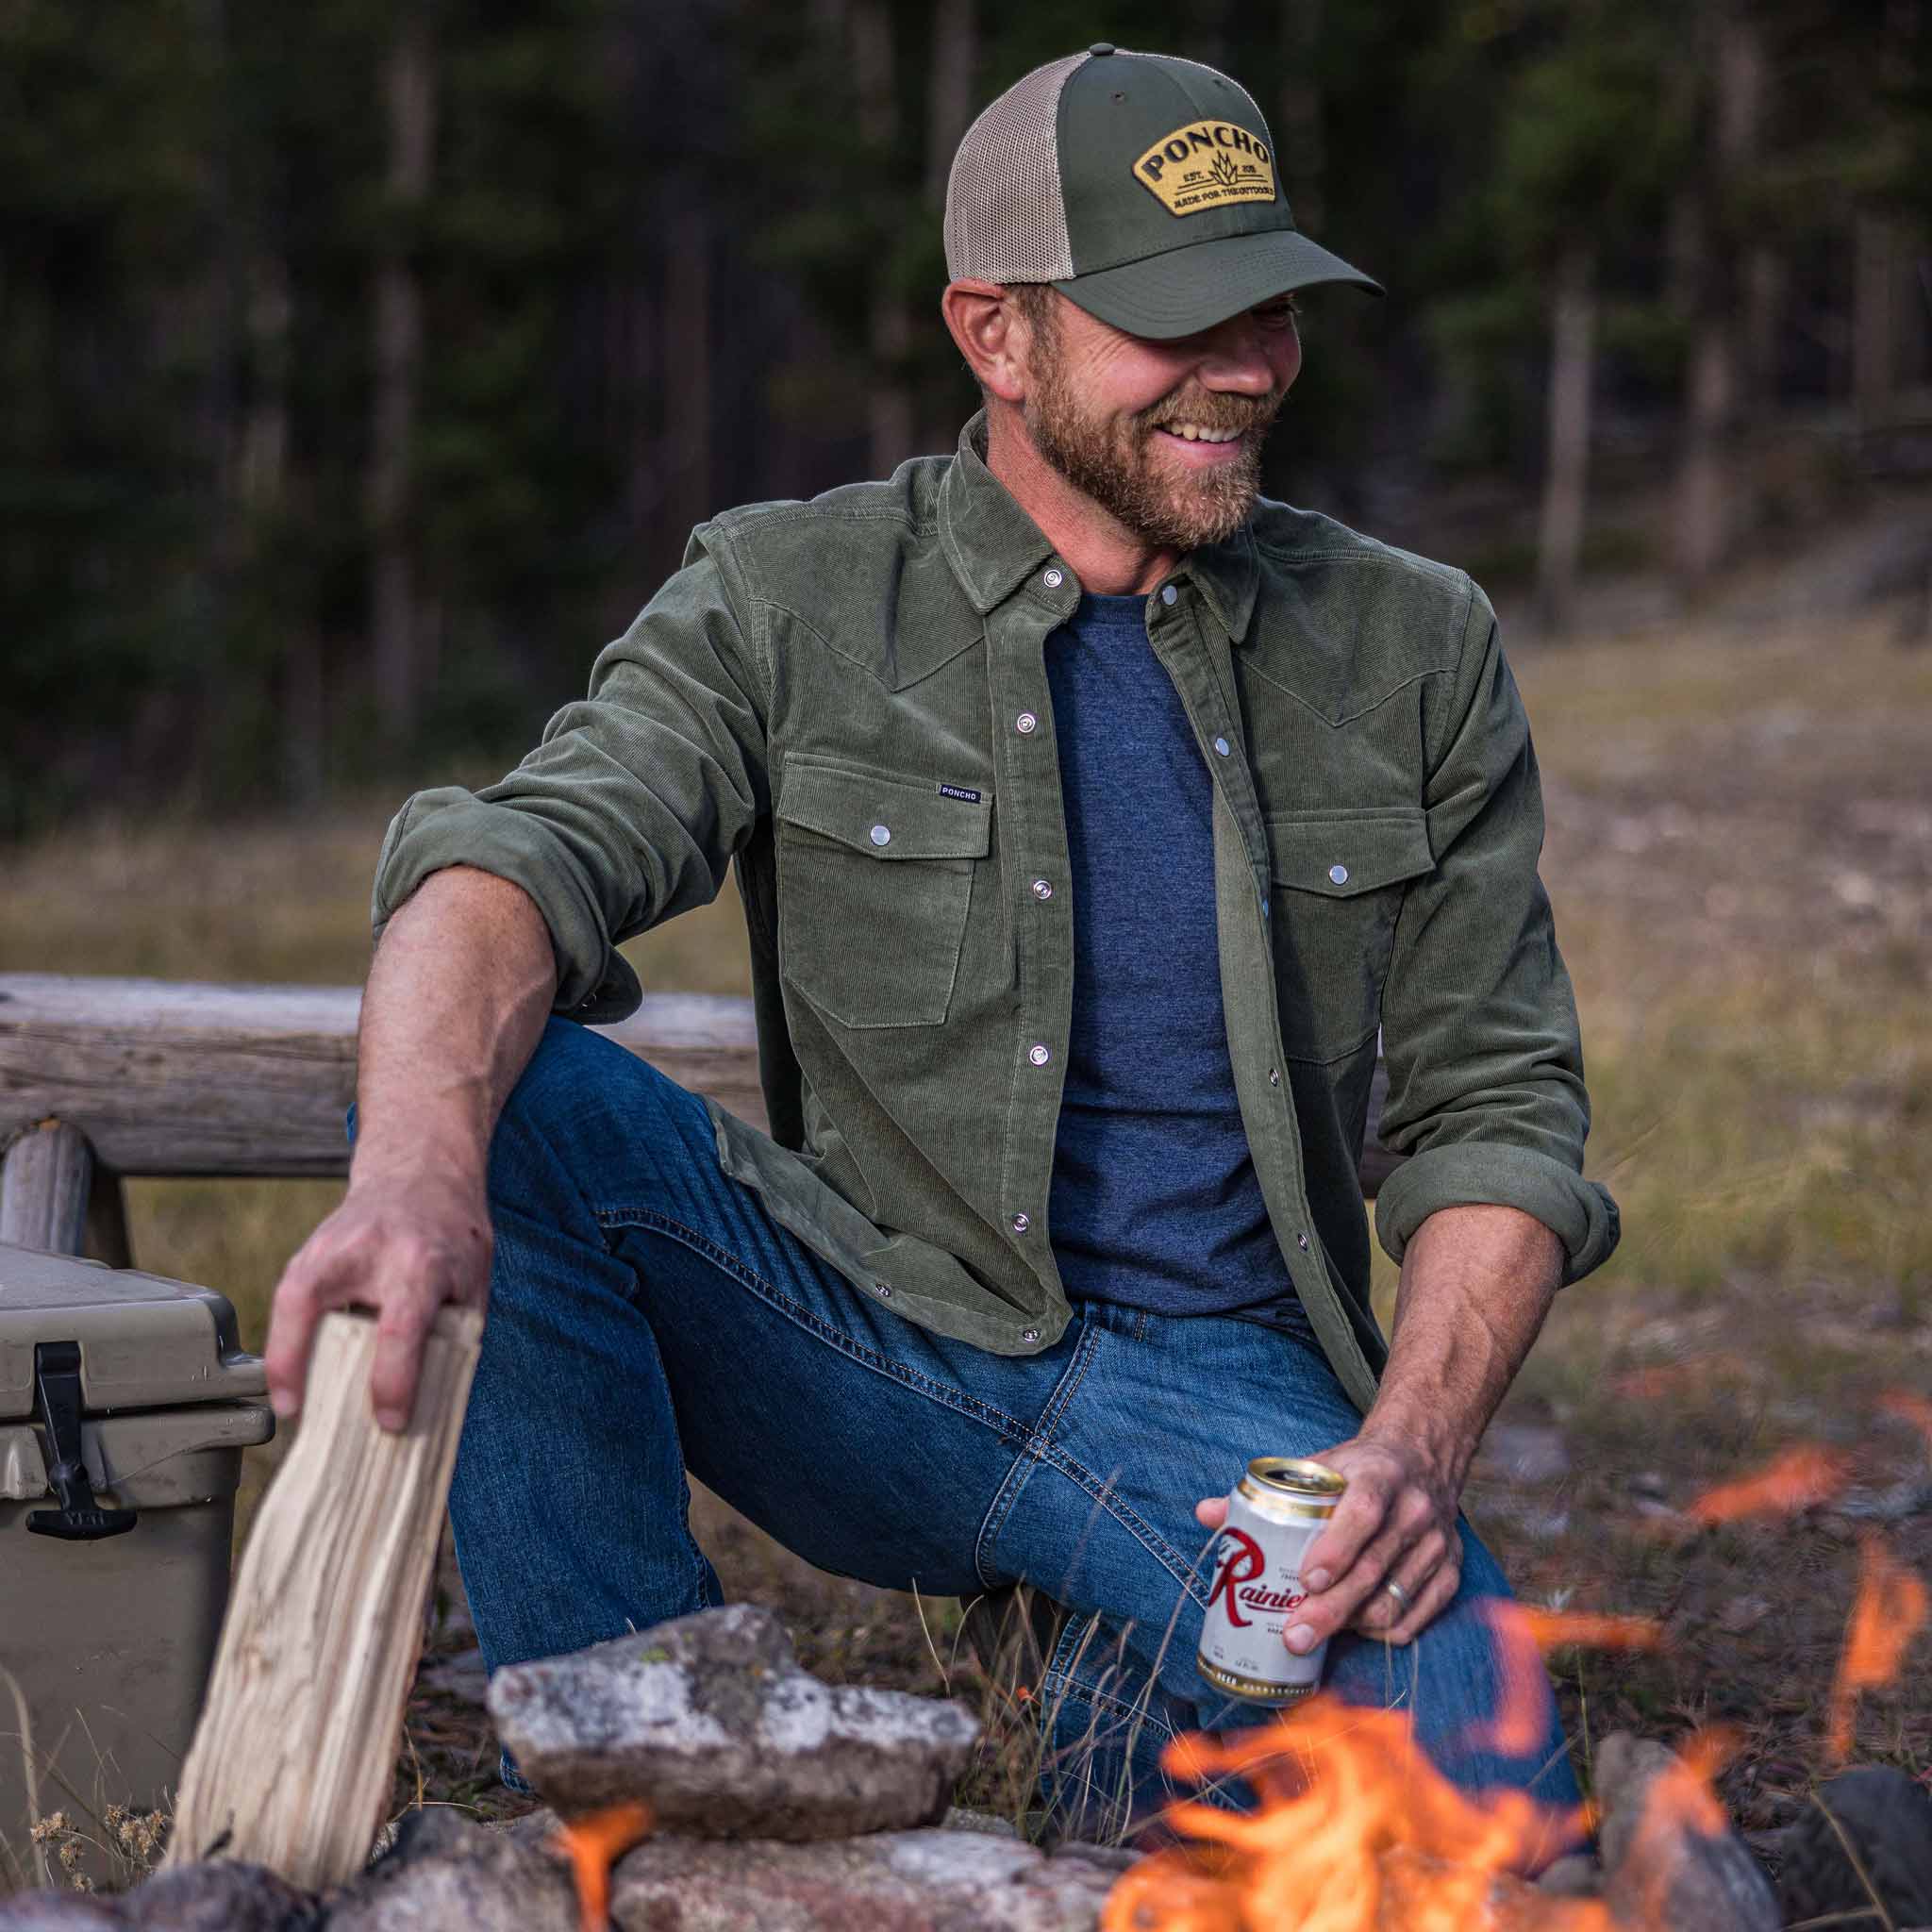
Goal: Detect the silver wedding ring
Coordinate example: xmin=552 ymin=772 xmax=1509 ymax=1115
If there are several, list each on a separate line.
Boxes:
xmin=1382 ymin=1578 xmax=1410 ymax=1613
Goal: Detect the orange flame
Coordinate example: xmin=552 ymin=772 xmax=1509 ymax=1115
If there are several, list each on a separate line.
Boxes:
xmin=1878 ymin=1389 xmax=1932 ymax=1455
xmin=1103 ymin=1698 xmax=1607 ymax=1932
xmin=1826 ymin=1536 xmax=1929 ymax=1759
xmin=1681 ymin=1445 xmax=1848 ymax=1525
xmin=1470 ymin=1603 xmax=1664 ymax=1758
xmin=549 ymin=1799 xmax=654 ymax=1932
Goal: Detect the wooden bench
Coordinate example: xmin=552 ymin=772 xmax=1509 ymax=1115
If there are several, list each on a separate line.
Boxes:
xmin=0 ymin=971 xmax=1402 ymax=1268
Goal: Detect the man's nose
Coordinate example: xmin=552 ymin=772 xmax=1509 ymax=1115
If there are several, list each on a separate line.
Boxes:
xmin=1196 ymin=314 xmax=1285 ymax=394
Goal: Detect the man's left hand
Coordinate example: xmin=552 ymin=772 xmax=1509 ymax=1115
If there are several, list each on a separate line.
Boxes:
xmin=1193 ymin=1429 xmax=1462 ymax=1650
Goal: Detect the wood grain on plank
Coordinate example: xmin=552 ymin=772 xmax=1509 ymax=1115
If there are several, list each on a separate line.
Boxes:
xmin=164 ymin=1307 xmax=482 ymax=1889
xmin=0 ymin=973 xmax=767 ymax=1175
xmin=0 ymin=1119 xmax=93 ymax=1254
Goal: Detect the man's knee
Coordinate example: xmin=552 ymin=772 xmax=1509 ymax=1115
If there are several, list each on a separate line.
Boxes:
xmin=490 ymin=1014 xmax=701 ymax=1203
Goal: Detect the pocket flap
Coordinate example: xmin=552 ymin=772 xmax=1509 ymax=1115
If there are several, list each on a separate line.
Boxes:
xmin=1266 ymin=809 xmax=1433 ymax=897
xmin=778 ymin=759 xmax=993 ymax=860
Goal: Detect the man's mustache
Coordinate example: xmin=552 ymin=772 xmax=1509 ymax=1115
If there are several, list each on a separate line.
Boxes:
xmin=1138 ymin=390 xmax=1282 ymax=439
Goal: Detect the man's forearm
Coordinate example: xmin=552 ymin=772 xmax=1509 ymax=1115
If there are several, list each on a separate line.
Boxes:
xmin=1358 ymin=1204 xmax=1565 ymax=1491
xmin=353 ymin=866 xmax=560 ymax=1186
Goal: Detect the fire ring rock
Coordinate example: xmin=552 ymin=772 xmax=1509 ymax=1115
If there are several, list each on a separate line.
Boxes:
xmin=487 ymin=1604 xmax=981 ymax=1838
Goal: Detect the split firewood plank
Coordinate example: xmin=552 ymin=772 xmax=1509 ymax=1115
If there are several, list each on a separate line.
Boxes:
xmin=165 ymin=1306 xmax=482 ymax=1890
xmin=0 ymin=972 xmax=1406 ymax=1196
xmin=0 ymin=1119 xmax=93 ymax=1255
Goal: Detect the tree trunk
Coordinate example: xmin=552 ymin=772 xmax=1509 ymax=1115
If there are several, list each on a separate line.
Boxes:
xmin=369 ymin=13 xmax=437 ymax=753
xmin=662 ymin=204 xmax=713 ymax=545
xmin=1854 ymin=212 xmax=1899 ymax=434
xmin=924 ymin=0 xmax=977 ymax=207
xmin=851 ymin=0 xmax=914 ymax=475
xmin=1536 ymin=242 xmax=1596 ymax=636
xmin=1672 ymin=0 xmax=1760 ymax=596
xmin=1276 ymin=0 xmax=1326 ymax=235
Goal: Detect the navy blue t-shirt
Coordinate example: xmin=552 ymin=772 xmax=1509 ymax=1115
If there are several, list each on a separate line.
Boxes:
xmin=1043 ymin=591 xmax=1312 ymax=1339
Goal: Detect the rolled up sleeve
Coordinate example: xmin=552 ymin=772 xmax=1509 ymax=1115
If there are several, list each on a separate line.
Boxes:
xmin=1373 ymin=579 xmax=1619 ymax=1286
xmin=371 ymin=521 xmax=770 ymax=1023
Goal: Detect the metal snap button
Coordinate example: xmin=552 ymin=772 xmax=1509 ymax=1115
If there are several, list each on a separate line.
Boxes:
xmin=1027 ymin=1042 xmax=1052 ymax=1066
xmin=874 ymin=1281 xmax=893 ymax=1297
xmin=1031 ymin=877 xmax=1053 ymax=899
xmin=1295 ymin=1233 xmax=1310 ymax=1251
xmin=1261 ymin=898 xmax=1271 ymax=918
xmin=1268 ymin=1067 xmax=1281 ymax=1087
xmin=1213 ymin=736 xmax=1231 ymax=757
xmin=1328 ymin=863 xmax=1349 ymax=885
xmin=870 ymin=824 xmax=891 ymax=846
xmin=1161 ymin=585 xmax=1178 ymax=606
xmin=1016 ymin=711 xmax=1038 ymax=735
xmin=1021 ymin=1327 xmax=1041 ymax=1343
xmin=1011 ymin=1211 xmax=1031 ymax=1234
xmin=1042 ymin=566 xmax=1064 ymax=590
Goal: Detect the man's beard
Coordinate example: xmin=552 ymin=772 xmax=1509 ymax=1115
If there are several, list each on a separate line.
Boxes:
xmin=1022 ymin=315 xmax=1282 ymax=552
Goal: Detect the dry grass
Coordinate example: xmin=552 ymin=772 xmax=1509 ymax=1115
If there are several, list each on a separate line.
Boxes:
xmin=3 ymin=604 xmax=1928 ymax=1870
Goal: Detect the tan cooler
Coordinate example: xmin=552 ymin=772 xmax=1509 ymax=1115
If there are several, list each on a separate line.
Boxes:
xmin=0 ymin=1241 xmax=274 ymax=1879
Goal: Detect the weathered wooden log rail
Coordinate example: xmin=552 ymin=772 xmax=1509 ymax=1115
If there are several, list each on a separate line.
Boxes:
xmin=0 ymin=971 xmax=1399 ymax=1268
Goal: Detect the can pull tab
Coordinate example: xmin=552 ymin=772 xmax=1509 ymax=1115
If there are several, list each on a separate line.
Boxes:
xmin=25 ymin=1341 xmax=137 ymax=1541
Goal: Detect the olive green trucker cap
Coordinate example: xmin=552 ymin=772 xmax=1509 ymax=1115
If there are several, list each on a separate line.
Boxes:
xmin=943 ymin=44 xmax=1381 ymax=340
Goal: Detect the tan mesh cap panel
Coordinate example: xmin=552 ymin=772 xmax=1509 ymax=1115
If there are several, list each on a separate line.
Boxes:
xmin=943 ymin=53 xmax=1085 ymax=283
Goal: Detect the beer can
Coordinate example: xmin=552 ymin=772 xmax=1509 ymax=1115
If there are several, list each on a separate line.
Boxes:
xmin=1196 ymin=1455 xmax=1347 ymax=1705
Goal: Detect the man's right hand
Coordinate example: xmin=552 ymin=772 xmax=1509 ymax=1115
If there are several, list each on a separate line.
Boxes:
xmin=264 ymin=1166 xmax=492 ymax=1431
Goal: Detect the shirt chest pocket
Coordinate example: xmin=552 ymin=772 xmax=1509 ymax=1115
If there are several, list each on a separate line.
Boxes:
xmin=775 ymin=758 xmax=994 ymax=1029
xmin=1266 ymin=808 xmax=1434 ymax=1063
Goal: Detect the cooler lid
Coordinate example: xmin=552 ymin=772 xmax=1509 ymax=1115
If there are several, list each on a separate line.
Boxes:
xmin=0 ymin=1241 xmax=268 ymax=1419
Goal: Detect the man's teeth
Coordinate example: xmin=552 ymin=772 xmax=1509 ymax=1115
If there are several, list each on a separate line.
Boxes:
xmin=1162 ymin=424 xmax=1242 ymax=443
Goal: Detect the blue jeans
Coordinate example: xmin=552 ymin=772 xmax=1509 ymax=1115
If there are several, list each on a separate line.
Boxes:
xmin=450 ymin=1016 xmax=1579 ymax=1836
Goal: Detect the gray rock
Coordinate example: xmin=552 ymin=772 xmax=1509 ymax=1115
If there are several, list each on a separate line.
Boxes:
xmin=0 ymin=1897 xmax=125 ymax=1932
xmin=324 ymin=1809 xmax=575 ymax=1932
xmin=490 ymin=1604 xmax=979 ymax=1839
xmin=1595 ymin=1733 xmax=1779 ymax=1932
xmin=121 ymin=1863 xmax=314 ymax=1931
xmin=1533 ymin=1852 xmax=1602 ymax=1898
xmin=608 ymin=1825 xmax=1117 ymax=1931
xmin=1477 ymin=1424 xmax=1572 ymax=1485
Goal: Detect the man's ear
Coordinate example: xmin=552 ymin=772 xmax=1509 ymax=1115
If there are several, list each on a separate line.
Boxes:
xmin=941 ymin=279 xmax=1034 ymax=404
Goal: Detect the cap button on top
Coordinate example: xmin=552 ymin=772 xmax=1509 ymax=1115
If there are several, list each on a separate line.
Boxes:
xmin=1088 ymin=41 xmax=1114 ymax=55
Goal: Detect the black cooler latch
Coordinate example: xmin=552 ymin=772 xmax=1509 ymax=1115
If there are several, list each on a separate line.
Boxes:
xmin=25 ymin=1341 xmax=138 ymax=1541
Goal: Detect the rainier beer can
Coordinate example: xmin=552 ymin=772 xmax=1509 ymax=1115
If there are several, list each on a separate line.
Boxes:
xmin=1196 ymin=1456 xmax=1348 ymax=1705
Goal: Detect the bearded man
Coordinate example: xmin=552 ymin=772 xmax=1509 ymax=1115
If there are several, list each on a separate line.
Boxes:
xmin=266 ymin=46 xmax=1617 ymax=1839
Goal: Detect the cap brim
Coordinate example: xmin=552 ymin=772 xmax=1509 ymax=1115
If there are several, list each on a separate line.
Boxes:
xmin=1054 ymin=228 xmax=1383 ymax=341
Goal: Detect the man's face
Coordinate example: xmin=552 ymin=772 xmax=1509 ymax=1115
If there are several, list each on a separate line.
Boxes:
xmin=1019 ymin=291 xmax=1302 ymax=552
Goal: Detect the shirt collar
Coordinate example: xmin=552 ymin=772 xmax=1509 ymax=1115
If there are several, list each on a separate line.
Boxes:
xmin=938 ymin=411 xmax=1261 ymax=644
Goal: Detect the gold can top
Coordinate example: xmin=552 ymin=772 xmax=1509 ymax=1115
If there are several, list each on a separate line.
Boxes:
xmin=1245 ymin=1455 xmax=1347 ymax=1498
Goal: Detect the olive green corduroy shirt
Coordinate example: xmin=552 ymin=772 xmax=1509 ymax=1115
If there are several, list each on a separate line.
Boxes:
xmin=374 ymin=414 xmax=1618 ymax=1416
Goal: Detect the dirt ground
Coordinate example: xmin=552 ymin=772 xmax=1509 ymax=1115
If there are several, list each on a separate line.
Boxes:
xmin=2 ymin=592 xmax=1927 ymax=1867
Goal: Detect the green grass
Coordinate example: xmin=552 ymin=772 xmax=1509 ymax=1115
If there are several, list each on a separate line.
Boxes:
xmin=4 ymin=605 xmax=1928 ymax=1874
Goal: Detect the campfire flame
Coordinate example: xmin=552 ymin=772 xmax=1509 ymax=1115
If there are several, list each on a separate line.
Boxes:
xmin=549 ymin=1800 xmax=654 ymax=1932
xmin=1103 ymin=1694 xmax=1608 ymax=1932
xmin=1827 ymin=1534 xmax=1929 ymax=1760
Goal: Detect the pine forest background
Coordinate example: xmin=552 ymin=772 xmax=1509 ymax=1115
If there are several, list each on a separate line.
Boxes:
xmin=3 ymin=0 xmax=1929 ymax=838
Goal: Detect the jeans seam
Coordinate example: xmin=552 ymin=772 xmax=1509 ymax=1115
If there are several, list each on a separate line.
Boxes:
xmin=971 ymin=1321 xmax=1101 ymax=1591
xmin=592 ymin=1204 xmax=1034 ymax=1442
xmin=1040 ymin=1442 xmax=1213 ymax=1603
